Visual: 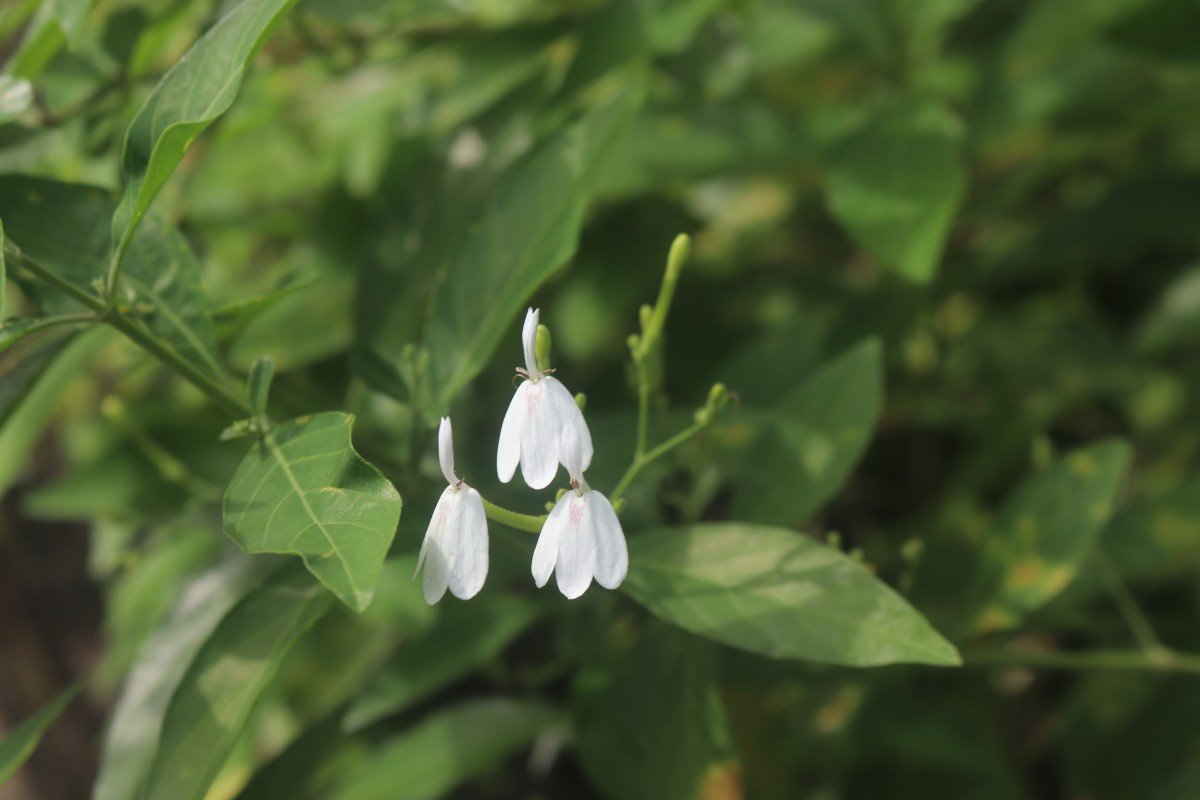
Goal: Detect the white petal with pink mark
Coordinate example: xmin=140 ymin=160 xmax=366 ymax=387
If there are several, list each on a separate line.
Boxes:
xmin=496 ymin=308 xmax=593 ymax=490
xmin=415 ymin=417 xmax=489 ymax=604
xmin=533 ymin=487 xmax=628 ymax=599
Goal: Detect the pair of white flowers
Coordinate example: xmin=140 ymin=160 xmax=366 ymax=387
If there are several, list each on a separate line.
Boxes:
xmin=416 ymin=308 xmax=628 ymax=604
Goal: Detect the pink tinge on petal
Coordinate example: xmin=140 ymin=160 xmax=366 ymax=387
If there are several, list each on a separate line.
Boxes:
xmin=569 ymin=497 xmax=586 ymax=528
xmin=524 ymin=382 xmax=543 ymax=413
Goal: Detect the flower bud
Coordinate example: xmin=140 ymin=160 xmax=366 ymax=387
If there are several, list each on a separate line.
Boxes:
xmin=666 ymin=233 xmax=690 ymax=282
xmin=535 ymin=323 xmax=552 ymax=372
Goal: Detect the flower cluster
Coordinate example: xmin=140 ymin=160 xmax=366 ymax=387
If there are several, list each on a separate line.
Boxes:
xmin=416 ymin=308 xmax=627 ymax=603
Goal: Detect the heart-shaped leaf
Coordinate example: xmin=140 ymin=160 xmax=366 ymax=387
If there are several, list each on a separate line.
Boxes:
xmin=223 ymin=412 xmax=403 ymax=612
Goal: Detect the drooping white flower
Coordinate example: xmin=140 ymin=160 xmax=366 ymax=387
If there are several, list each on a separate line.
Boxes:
xmin=415 ymin=417 xmax=488 ymax=604
xmin=532 ymin=426 xmax=627 ymax=599
xmin=497 ymin=307 xmax=593 ymax=490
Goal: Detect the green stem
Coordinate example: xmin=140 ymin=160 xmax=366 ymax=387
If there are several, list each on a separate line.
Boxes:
xmin=481 ymin=497 xmax=546 ymax=534
xmin=105 ymin=312 xmax=249 ymax=418
xmin=1092 ymin=549 xmax=1162 ymax=652
xmin=610 ymin=418 xmax=707 ymax=504
xmin=106 ymin=229 xmax=133 ymax=299
xmin=963 ymin=647 xmax=1200 ymax=675
xmin=634 ymin=362 xmax=650 ymax=458
xmin=15 ymin=251 xmax=250 ymax=419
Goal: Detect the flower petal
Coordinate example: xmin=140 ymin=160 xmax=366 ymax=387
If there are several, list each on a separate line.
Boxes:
xmin=555 ymin=493 xmax=596 ymax=599
xmin=522 ymin=307 xmax=541 ymax=378
xmin=518 ymin=382 xmax=561 ymax=490
xmin=438 ymin=416 xmax=456 ymax=485
xmin=532 ymin=494 xmax=570 ymax=588
xmin=543 ymin=376 xmax=593 ymax=477
xmin=497 ymin=382 xmax=529 ymax=483
xmin=417 ymin=487 xmax=455 ymax=604
xmin=587 ymin=490 xmax=628 ymax=590
xmin=446 ymin=486 xmax=488 ymax=600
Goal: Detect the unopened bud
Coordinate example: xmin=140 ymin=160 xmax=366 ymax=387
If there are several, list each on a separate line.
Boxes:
xmin=639 ymin=304 xmax=653 ymax=330
xmin=666 ymin=233 xmax=690 ymax=282
xmin=706 ymin=382 xmax=729 ymax=412
xmin=555 ymin=488 xmax=567 ymax=501
xmin=627 ymin=334 xmax=640 ymax=354
xmin=535 ymin=324 xmax=552 ymax=372
xmin=574 ymin=392 xmax=586 ymax=411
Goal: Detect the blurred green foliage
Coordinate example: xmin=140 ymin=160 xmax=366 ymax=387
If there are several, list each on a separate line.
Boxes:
xmin=1 ymin=0 xmax=1200 ymax=798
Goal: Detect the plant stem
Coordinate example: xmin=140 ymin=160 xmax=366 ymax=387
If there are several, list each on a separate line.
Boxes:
xmin=617 ymin=234 xmax=695 ymax=501
xmin=1092 ymin=549 xmax=1162 ymax=652
xmin=634 ymin=361 xmax=650 ymax=458
xmin=106 ymin=230 xmax=133 ymax=299
xmin=14 ymin=251 xmax=250 ymax=419
xmin=964 ymin=647 xmax=1200 ymax=675
xmin=610 ymin=418 xmax=707 ymax=504
xmin=481 ymin=497 xmax=546 ymax=533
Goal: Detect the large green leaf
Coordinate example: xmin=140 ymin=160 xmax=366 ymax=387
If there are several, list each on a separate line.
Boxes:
xmin=0 ymin=681 xmax=83 ymax=787
xmin=826 ymin=101 xmax=966 ymax=282
xmin=972 ymin=440 xmax=1131 ymax=633
xmin=574 ymin=624 xmax=741 ymax=800
xmin=732 ymin=339 xmax=883 ymax=525
xmin=622 ymin=524 xmax=961 ymax=667
xmin=330 ymin=699 xmax=562 ymax=800
xmin=141 ymin=563 xmax=333 ymax=800
xmin=344 ymin=597 xmax=539 ymax=731
xmin=223 ymin=412 xmax=403 ymax=612
xmin=422 ymin=82 xmax=643 ymax=410
xmin=112 ymin=0 xmax=299 ymax=250
xmin=0 ymin=176 xmax=224 ymax=379
xmin=93 ymin=557 xmax=260 ymax=800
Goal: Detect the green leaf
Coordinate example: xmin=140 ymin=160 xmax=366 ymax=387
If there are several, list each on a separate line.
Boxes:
xmin=826 ymin=101 xmax=966 ymax=282
xmin=330 ymin=699 xmax=562 ymax=800
xmin=972 ymin=440 xmax=1131 ymax=633
xmin=574 ymin=624 xmax=741 ymax=800
xmin=0 ymin=680 xmax=83 ymax=787
xmin=0 ymin=176 xmax=224 ymax=379
xmin=0 ymin=314 xmax=94 ymax=352
xmin=344 ymin=597 xmax=540 ymax=732
xmin=223 ymin=412 xmax=403 ymax=612
xmin=422 ymin=81 xmax=644 ymax=410
xmin=94 ymin=557 xmax=261 ymax=800
xmin=141 ymin=563 xmax=333 ymax=800
xmin=235 ymin=714 xmax=360 ymax=800
xmin=731 ymin=339 xmax=883 ymax=525
xmin=112 ymin=0 xmax=299 ymax=250
xmin=622 ymin=524 xmax=961 ymax=667
xmin=7 ymin=0 xmax=91 ymax=79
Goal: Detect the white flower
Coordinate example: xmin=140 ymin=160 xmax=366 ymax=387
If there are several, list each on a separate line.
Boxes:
xmin=497 ymin=307 xmax=593 ymax=490
xmin=532 ymin=426 xmax=627 ymax=599
xmin=415 ymin=417 xmax=488 ymax=604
